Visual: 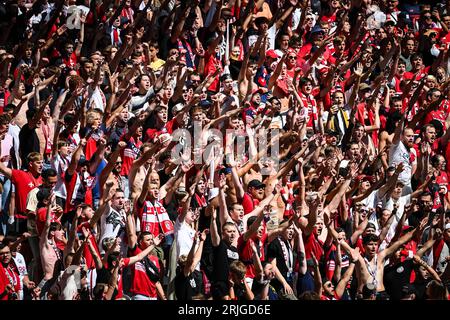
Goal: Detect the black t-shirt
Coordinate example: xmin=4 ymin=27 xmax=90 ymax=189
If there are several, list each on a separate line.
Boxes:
xmin=267 ymin=237 xmax=294 ymax=291
xmin=383 ymin=259 xmax=415 ymax=300
xmin=233 ymin=282 xmax=250 ymax=301
xmin=19 ymin=124 xmax=40 ymax=167
xmin=95 ymin=267 xmax=119 ymax=300
xmin=212 ymin=240 xmax=239 ymax=283
xmin=413 ymin=277 xmax=430 ymax=300
xmin=174 ymin=267 xmax=195 ymax=300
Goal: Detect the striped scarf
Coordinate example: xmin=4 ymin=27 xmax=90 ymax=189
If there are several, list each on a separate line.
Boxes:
xmin=329 ymin=107 xmax=349 ymax=135
xmin=140 ymin=200 xmax=174 ymax=237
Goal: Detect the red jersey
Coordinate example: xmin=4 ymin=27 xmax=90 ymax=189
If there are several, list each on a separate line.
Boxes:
xmin=36 ymin=207 xmax=61 ymax=236
xmin=145 ymin=118 xmax=178 ymax=142
xmin=76 ymin=222 xmax=101 ymax=270
xmin=242 ymin=193 xmax=260 ymax=215
xmin=120 ymin=135 xmax=142 ymax=177
xmin=84 ymin=129 xmax=103 ymax=161
xmin=237 ymin=233 xmax=267 ymax=279
xmin=128 ymin=246 xmax=160 ymax=298
xmin=204 ymin=52 xmax=223 ymax=92
xmin=11 ymin=170 xmax=42 ymax=218
xmin=303 ymin=230 xmax=324 ymax=262
xmin=0 ymin=263 xmax=20 ymax=299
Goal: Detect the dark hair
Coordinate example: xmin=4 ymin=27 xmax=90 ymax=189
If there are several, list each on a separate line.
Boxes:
xmin=93 ymin=283 xmax=107 ymax=300
xmin=385 ymin=111 xmax=403 ymax=134
xmin=49 ymin=221 xmax=61 ymax=233
xmin=0 ymin=114 xmax=11 ymax=126
xmin=127 ymin=116 xmax=138 ymax=128
xmin=247 ymin=216 xmax=261 ymax=229
xmin=430 ymin=154 xmax=443 ymax=168
xmin=3 ymin=104 xmax=15 ymax=114
xmin=228 ymin=203 xmax=242 ymax=212
xmin=420 ymin=191 xmax=433 ymax=199
xmin=362 ymin=234 xmax=379 ymax=245
xmin=299 ymin=77 xmax=312 ymax=87
xmin=2 ymin=235 xmax=17 ymax=246
xmin=42 ymin=168 xmax=57 ymax=180
xmin=411 ymin=53 xmax=423 ymax=61
xmin=138 ymin=231 xmax=153 ymax=243
xmin=37 ymin=187 xmax=51 ymax=206
xmin=222 ymin=222 xmax=236 ymax=230
xmin=426 ymin=88 xmax=441 ymax=99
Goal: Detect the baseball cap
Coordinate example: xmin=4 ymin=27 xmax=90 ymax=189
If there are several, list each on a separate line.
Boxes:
xmin=311 ymin=25 xmax=324 ymax=34
xmin=172 ymin=103 xmax=184 ymax=115
xmin=366 ymin=222 xmax=377 ymax=230
xmin=266 ymin=49 xmax=280 ymax=59
xmin=248 ymin=179 xmax=266 ymax=189
xmin=359 ymin=83 xmax=371 ymax=91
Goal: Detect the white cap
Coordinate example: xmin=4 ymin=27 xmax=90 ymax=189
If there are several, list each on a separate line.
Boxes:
xmin=172 ymin=103 xmax=184 ymax=115
xmin=445 ymin=223 xmax=450 ymax=231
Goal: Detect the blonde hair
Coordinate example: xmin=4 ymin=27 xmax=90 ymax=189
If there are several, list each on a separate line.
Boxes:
xmin=86 ymin=109 xmax=103 ymax=126
xmin=229 ymin=260 xmax=246 ymax=280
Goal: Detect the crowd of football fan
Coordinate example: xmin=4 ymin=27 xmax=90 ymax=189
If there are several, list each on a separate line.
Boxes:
xmin=0 ymin=0 xmax=449 ymax=300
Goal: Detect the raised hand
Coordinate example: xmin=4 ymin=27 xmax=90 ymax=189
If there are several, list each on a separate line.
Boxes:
xmin=153 ymin=234 xmax=164 ymax=246
xmin=354 ymin=62 xmax=364 ymax=77
xmin=200 ymin=229 xmax=209 ymax=241
xmin=181 ymin=160 xmax=194 ymax=173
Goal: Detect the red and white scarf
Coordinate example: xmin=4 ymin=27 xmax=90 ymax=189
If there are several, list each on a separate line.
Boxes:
xmin=141 ymin=200 xmax=174 ymax=237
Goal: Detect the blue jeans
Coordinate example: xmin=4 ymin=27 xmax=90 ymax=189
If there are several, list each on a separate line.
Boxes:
xmin=0 ymin=177 xmax=11 ymax=235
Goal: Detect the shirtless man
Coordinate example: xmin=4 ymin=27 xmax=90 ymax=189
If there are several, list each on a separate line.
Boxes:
xmin=327 ymin=216 xmax=427 ymax=295
xmin=39 ymin=194 xmax=65 ymax=296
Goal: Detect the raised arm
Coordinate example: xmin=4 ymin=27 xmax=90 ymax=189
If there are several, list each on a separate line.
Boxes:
xmin=210 ymin=204 xmax=220 ymax=247
xmin=379 ymin=219 xmax=426 ymax=261
xmin=40 ymin=194 xmax=55 ymax=249
xmin=183 ymin=229 xmax=208 ymax=276
xmin=66 ymin=139 xmax=87 ymax=176
xmin=127 ymin=235 xmax=162 ymax=266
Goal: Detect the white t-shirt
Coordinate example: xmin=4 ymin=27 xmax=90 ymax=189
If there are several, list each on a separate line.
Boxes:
xmin=51 ymin=153 xmax=70 ymax=199
xmin=13 ymin=252 xmax=28 ymax=300
xmin=0 ymin=133 xmax=13 ymax=179
xmin=7 ymin=124 xmax=20 ymax=167
xmin=99 ymin=206 xmax=127 ymax=255
xmin=174 ymin=217 xmax=199 ymax=271
xmin=389 ymin=141 xmax=412 ymax=187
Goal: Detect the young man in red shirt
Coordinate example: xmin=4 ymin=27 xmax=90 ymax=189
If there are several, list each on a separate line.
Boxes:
xmin=241 ymin=180 xmax=265 ymax=215
xmin=126 ymin=205 xmax=166 ymax=300
xmin=0 ymin=243 xmax=21 ymax=300
xmin=0 ymin=152 xmax=43 ymax=234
